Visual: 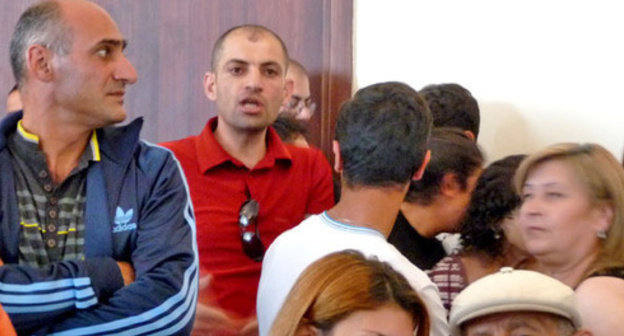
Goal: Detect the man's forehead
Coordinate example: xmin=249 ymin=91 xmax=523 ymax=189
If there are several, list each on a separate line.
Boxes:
xmin=219 ymin=29 xmax=287 ymax=65
xmin=466 ymin=312 xmax=559 ymax=332
xmin=61 ymin=0 xmax=124 ymax=42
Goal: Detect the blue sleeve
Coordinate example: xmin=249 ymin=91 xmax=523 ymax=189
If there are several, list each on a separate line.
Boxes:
xmin=0 ymin=257 xmax=124 ymax=335
xmin=43 ymin=147 xmax=199 ymax=336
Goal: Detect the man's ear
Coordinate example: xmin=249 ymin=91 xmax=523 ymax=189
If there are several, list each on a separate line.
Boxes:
xmin=463 ymin=130 xmax=476 ymax=141
xmin=412 ymin=150 xmax=431 ymax=181
xmin=332 ymin=140 xmax=343 ymax=173
xmin=203 ymin=72 xmax=217 ymax=101
xmin=573 ymin=329 xmax=594 ymax=336
xmin=283 ymin=78 xmax=294 ymax=105
xmin=27 ymin=44 xmax=53 ymax=82
xmin=440 ymin=172 xmax=462 ymax=196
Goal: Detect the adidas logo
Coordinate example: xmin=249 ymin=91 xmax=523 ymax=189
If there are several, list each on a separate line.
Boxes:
xmin=113 ymin=207 xmax=137 ymax=233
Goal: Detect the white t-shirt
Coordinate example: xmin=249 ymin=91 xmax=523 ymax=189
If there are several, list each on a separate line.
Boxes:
xmin=256 ymin=211 xmax=449 ymax=336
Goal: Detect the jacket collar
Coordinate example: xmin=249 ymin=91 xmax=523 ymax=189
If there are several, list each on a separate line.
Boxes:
xmin=0 ymin=111 xmax=22 ymax=150
xmin=0 ymin=111 xmax=142 ymax=167
xmin=97 ymin=117 xmax=143 ymax=165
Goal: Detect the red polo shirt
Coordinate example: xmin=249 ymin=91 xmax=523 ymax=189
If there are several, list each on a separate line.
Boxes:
xmin=160 ymin=117 xmax=334 ymax=318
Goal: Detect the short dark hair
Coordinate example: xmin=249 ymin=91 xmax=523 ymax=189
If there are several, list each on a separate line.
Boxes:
xmin=335 ymin=82 xmax=432 ymax=188
xmin=272 ymin=115 xmax=308 ymax=143
xmin=419 ymin=83 xmax=480 ymax=139
xmin=10 ymin=1 xmax=72 ymax=87
xmin=210 ymin=24 xmax=289 ymax=72
xmin=460 ymin=155 xmax=526 ymax=258
xmin=406 ymin=127 xmax=483 ymax=204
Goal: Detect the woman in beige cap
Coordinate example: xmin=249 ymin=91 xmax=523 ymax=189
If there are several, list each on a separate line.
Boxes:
xmin=514 ymin=143 xmax=624 ymax=335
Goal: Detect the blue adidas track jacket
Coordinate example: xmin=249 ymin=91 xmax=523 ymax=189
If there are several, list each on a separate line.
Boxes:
xmin=0 ymin=112 xmax=198 ymax=335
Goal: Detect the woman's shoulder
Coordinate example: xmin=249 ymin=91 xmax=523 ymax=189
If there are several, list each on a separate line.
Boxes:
xmin=577 ymin=274 xmax=624 ymax=297
xmin=576 ymin=275 xmax=624 ymax=334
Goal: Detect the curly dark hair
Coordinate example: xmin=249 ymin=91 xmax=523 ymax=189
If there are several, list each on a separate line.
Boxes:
xmin=459 ymin=154 xmax=526 ymax=258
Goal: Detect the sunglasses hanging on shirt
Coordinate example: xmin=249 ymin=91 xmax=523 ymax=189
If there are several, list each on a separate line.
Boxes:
xmin=238 ymin=196 xmax=264 ymax=262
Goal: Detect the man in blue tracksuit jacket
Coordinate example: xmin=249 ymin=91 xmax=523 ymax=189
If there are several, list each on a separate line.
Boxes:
xmin=0 ymin=113 xmax=198 ymax=335
xmin=0 ymin=1 xmax=197 ymax=335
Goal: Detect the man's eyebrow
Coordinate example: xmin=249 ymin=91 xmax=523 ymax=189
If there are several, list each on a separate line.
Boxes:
xmin=225 ymin=59 xmax=249 ymax=66
xmin=506 ymin=316 xmax=546 ymax=332
xmin=261 ymin=61 xmax=285 ymax=72
xmin=92 ymin=39 xmax=128 ymax=51
xmin=260 ymin=61 xmax=281 ymax=67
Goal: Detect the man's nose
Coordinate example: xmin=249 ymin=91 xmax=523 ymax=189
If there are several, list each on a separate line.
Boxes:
xmin=244 ymin=68 xmax=262 ymax=92
xmin=114 ymin=54 xmax=138 ymax=85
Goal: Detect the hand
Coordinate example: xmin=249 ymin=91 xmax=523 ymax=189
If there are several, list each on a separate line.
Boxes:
xmin=191 ymin=274 xmax=249 ymax=336
xmin=191 ymin=302 xmax=239 ymax=336
xmin=239 ymin=317 xmax=258 ymax=336
xmin=116 ymin=261 xmax=135 ymax=286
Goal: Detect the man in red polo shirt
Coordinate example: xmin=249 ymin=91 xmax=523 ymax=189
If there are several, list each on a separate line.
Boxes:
xmin=161 ymin=25 xmax=334 ymax=335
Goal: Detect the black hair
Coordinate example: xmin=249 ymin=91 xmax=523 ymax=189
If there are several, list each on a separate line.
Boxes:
xmin=406 ymin=127 xmax=483 ymax=204
xmin=419 ymin=83 xmax=480 ymax=139
xmin=335 ymin=82 xmax=432 ymax=188
xmin=460 ymin=154 xmax=526 ymax=258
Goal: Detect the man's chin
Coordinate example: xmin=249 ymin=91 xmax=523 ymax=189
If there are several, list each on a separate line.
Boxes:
xmin=104 ymin=109 xmax=127 ymax=126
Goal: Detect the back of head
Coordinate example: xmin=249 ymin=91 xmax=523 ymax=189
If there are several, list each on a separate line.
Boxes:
xmin=460 ymin=154 xmax=526 ymax=258
xmin=335 ymin=82 xmax=432 ymax=188
xmin=419 ymin=83 xmax=480 ymax=139
xmin=406 ymin=127 xmax=484 ymax=204
xmin=270 ymin=250 xmax=430 ymax=336
xmin=287 ymin=58 xmax=308 ymax=78
xmin=449 ymin=267 xmax=581 ymax=336
xmin=514 ymin=143 xmax=624 ymax=273
xmin=10 ymin=0 xmax=72 ymax=87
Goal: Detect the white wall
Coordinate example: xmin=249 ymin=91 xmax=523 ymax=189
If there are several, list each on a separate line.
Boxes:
xmin=355 ymin=0 xmax=624 ymax=162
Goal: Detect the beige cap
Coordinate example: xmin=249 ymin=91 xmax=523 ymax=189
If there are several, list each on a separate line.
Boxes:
xmin=449 ymin=267 xmax=582 ymax=336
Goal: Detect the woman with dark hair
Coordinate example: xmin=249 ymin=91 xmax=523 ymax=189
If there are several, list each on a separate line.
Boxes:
xmin=270 ymin=250 xmax=430 ymax=336
xmin=428 ymin=155 xmax=534 ymax=311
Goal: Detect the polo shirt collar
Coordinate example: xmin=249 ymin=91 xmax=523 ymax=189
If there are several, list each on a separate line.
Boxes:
xmin=196 ymin=117 xmax=292 ymax=172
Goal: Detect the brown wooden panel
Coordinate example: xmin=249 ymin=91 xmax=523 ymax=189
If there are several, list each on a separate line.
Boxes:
xmin=0 ymin=0 xmax=352 ymax=159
